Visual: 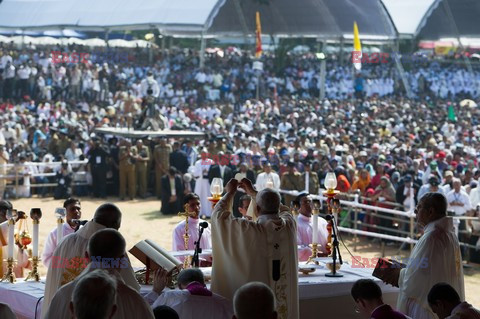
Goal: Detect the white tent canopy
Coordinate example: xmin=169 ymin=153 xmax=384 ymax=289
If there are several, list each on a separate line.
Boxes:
xmin=381 ymin=0 xmax=435 ymax=36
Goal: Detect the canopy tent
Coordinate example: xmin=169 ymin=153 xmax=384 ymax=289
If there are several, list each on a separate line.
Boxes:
xmin=0 ymin=0 xmax=396 ymax=40
xmin=381 ymin=0 xmax=435 ymax=37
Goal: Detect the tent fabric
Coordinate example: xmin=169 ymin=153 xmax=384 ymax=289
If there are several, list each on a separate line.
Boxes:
xmin=0 ymin=0 xmax=395 ymax=39
xmin=381 ymin=0 xmax=435 ymax=36
xmin=207 ymin=0 xmax=396 ymax=39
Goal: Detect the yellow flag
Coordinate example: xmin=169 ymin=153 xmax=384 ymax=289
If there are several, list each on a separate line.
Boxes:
xmin=353 ymin=21 xmax=362 ymax=71
xmin=255 ymin=12 xmax=262 ymax=58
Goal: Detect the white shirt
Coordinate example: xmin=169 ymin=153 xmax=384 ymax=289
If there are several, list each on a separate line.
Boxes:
xmin=446 ymin=302 xmax=480 ymax=319
xmin=255 ymin=171 xmax=280 ymax=191
xmin=42 ymin=222 xmax=76 ymax=267
xmin=446 ymin=190 xmax=472 ymax=216
xmin=296 ymin=214 xmax=329 ymax=261
xmin=172 ymin=217 xmax=212 ymax=251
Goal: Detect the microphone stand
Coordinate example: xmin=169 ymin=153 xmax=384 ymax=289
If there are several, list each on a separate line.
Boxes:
xmin=325 ymin=215 xmax=343 ymax=277
xmin=191 ymin=225 xmax=206 ymax=268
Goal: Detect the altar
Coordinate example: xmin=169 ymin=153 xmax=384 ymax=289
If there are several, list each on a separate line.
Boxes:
xmin=0 ymin=262 xmax=398 ymax=319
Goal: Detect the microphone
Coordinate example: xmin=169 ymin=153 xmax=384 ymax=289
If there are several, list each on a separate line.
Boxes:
xmin=325 ymin=214 xmax=334 ymax=221
xmin=199 ymin=222 xmax=209 ymax=229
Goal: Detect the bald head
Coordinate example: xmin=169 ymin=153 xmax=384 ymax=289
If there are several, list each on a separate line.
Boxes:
xmin=256 ymin=189 xmax=281 ymax=215
xmin=88 ymin=229 xmax=126 ymax=260
xmin=233 ymin=282 xmax=277 ymax=319
xmin=93 ymin=203 xmax=122 ymax=230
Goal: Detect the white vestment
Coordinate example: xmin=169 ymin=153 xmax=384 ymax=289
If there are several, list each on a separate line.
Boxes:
xmin=193 ymin=159 xmax=213 ymax=217
xmin=296 ymin=214 xmax=328 ymax=261
xmin=172 ymin=217 xmax=211 ymax=251
xmin=147 ymin=289 xmax=233 ymax=319
xmin=42 ymin=222 xmax=76 ymax=267
xmin=0 ymin=220 xmax=30 ymax=277
xmin=446 ymin=302 xmax=480 ymax=319
xmin=42 ymin=221 xmax=140 ymax=318
xmin=397 ymin=217 xmax=465 ymax=319
xmin=210 ymin=193 xmax=299 ymax=319
xmin=0 ymin=303 xmax=16 ymax=319
xmin=44 ymin=265 xmax=154 ymax=319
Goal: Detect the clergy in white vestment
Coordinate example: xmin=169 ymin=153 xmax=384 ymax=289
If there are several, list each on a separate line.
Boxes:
xmin=294 ymin=193 xmax=328 ymax=261
xmin=172 ymin=193 xmax=212 ymax=253
xmin=42 ymin=198 xmax=81 ymax=267
xmin=428 ymin=282 xmax=480 ymax=319
xmin=211 ymin=178 xmax=299 ymax=319
xmin=255 ymin=162 xmax=281 ymax=191
xmin=0 ymin=206 xmax=31 ymax=278
xmin=193 ymin=151 xmax=214 ymax=217
xmin=382 ymin=193 xmax=464 ymax=319
xmin=45 ymin=229 xmax=154 ymax=319
xmin=145 ymin=268 xmax=233 ymax=319
xmin=446 ymin=179 xmax=472 ymax=237
xmin=42 ymin=203 xmax=140 ymax=318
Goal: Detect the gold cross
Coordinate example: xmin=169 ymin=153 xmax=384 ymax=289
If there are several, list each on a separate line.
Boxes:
xmin=178 ymin=204 xmax=194 ymax=269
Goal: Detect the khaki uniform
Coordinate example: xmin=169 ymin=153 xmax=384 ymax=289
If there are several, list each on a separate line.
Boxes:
xmin=153 ymin=144 xmax=172 ymax=198
xmin=133 ymin=145 xmax=150 ymax=198
xmin=119 ymin=146 xmax=136 ymax=199
xmin=301 ymin=171 xmax=320 ymax=195
xmin=280 ymin=171 xmax=302 ymax=206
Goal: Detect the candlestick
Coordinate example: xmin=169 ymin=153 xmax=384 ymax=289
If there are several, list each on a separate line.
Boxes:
xmin=7 ymin=218 xmax=14 ymax=259
xmin=57 ymin=218 xmax=64 ymax=244
xmin=25 ymin=256 xmax=40 ymax=282
xmin=1 ymin=258 xmax=16 ymax=283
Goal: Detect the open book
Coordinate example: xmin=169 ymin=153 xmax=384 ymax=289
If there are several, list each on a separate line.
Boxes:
xmin=372 ymin=258 xmax=406 ymax=288
xmin=129 ymin=239 xmax=182 ymax=273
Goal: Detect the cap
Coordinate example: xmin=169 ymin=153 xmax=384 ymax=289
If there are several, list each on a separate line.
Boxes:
xmin=0 ymin=200 xmax=12 ymax=210
xmin=359 ymin=151 xmax=368 ymax=157
xmin=444 ymin=170 xmax=453 ymax=177
xmin=429 ymin=176 xmax=440 ymax=186
xmin=287 ymin=161 xmax=296 ymax=167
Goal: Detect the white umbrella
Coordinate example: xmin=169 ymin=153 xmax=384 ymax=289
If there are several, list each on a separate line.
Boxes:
xmin=0 ymin=35 xmax=10 ymax=43
xmin=84 ymin=38 xmax=106 ymax=47
xmin=66 ymin=37 xmax=86 ymax=45
xmin=460 ymin=99 xmax=477 ymax=108
xmin=34 ymin=36 xmax=61 ymax=45
xmin=108 ymin=39 xmax=134 ymax=48
xmin=131 ymin=39 xmax=157 ymax=48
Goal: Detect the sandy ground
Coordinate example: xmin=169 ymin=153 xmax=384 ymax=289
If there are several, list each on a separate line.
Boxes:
xmin=9 ymin=196 xmax=480 ymax=306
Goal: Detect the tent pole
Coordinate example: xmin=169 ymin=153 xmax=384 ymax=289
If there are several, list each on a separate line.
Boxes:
xmin=105 ymin=29 xmax=110 ymax=48
xmin=233 ymin=0 xmax=250 ymax=51
xmin=199 ymin=33 xmax=206 ymax=69
xmin=339 ymin=37 xmax=344 ymax=66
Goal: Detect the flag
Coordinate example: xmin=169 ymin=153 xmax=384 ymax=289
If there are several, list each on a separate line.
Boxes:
xmin=255 ymin=11 xmax=262 ymax=58
xmin=353 ymin=21 xmax=362 ymax=71
xmin=448 ymin=105 xmax=457 ymax=122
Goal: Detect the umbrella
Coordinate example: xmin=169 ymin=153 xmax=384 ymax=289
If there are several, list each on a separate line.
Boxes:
xmin=84 ymin=38 xmax=106 ymax=47
xmin=460 ymin=99 xmax=477 ymax=108
xmin=108 ymin=39 xmax=134 ymax=47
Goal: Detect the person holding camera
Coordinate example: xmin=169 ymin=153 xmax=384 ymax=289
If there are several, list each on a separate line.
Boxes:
xmin=132 ymin=139 xmax=150 ymax=198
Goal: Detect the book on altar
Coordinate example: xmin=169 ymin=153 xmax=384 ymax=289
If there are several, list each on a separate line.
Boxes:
xmin=129 ymin=239 xmax=182 ymax=273
xmin=372 ymin=258 xmax=406 ymax=287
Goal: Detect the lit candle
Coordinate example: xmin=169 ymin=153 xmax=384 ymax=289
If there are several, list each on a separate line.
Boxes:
xmin=32 ymin=220 xmax=39 ymax=257
xmin=213 ymin=185 xmax=221 ymax=195
xmin=7 ymin=219 xmax=14 ymax=259
xmin=312 ymin=213 xmax=318 ymax=244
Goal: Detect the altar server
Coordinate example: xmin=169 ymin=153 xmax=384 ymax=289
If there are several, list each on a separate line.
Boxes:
xmin=193 ymin=150 xmax=214 ymax=217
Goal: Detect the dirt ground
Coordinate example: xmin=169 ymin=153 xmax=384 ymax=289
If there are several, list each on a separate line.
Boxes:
xmin=10 ymin=196 xmax=480 ymax=306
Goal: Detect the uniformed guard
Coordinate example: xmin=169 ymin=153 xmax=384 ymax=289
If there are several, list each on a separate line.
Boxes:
xmin=133 ymin=139 xmax=150 ymax=198
xmin=153 ymin=136 xmax=172 ymax=199
xmin=118 ymin=139 xmax=136 ymax=200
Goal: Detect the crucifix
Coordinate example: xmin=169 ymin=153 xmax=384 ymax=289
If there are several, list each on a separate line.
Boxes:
xmin=178 ymin=203 xmax=194 ymax=269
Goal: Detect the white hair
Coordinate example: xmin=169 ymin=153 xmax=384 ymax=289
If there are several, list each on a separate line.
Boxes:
xmin=233 ymin=282 xmax=276 ymax=319
xmin=71 ymin=269 xmax=117 ymax=319
xmin=256 ymin=189 xmax=281 ymax=214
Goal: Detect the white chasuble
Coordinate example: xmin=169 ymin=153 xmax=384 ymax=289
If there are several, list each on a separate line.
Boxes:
xmin=210 ymin=193 xmax=299 ymax=319
xmin=397 ymin=217 xmax=465 ymax=319
xmin=42 ymin=221 xmax=140 ymax=318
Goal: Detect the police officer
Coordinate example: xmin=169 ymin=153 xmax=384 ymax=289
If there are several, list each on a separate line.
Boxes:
xmin=153 ymin=136 xmax=172 ymax=199
xmin=133 ymin=139 xmax=150 ymax=198
xmin=118 ymin=139 xmax=136 ymax=200
xmin=280 ymin=160 xmax=303 ymax=206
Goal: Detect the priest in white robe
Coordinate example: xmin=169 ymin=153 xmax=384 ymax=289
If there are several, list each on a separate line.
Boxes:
xmin=44 ymin=229 xmax=154 ymax=319
xmin=172 ymin=193 xmax=212 ymax=251
xmin=42 ymin=198 xmax=81 ymax=267
xmin=210 ymin=178 xmax=299 ymax=319
xmin=193 ymin=151 xmax=214 ymax=217
xmin=42 ymin=203 xmax=140 ymax=318
xmin=382 ymin=193 xmax=464 ymax=319
xmin=294 ymin=193 xmax=328 ymax=261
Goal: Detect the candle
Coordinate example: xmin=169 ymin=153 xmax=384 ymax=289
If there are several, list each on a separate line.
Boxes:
xmin=7 ymin=219 xmax=14 ymax=259
xmin=32 ymin=220 xmax=39 ymax=257
xmin=57 ymin=218 xmax=64 ymax=244
xmin=213 ymin=185 xmax=221 ymax=195
xmin=312 ymin=213 xmax=318 ymax=244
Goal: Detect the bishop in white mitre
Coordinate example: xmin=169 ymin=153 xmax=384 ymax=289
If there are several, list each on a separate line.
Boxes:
xmin=210 ymin=178 xmax=299 ymax=319
xmin=42 ymin=204 xmax=140 ymax=318
xmin=383 ymin=193 xmax=464 ymax=319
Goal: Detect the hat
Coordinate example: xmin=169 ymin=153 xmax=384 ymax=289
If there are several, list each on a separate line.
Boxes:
xmin=444 ymin=170 xmax=453 ymax=177
xmin=429 ymin=176 xmax=440 ymax=186
xmin=267 ymin=147 xmax=275 ymax=154
xmin=403 ymin=175 xmax=413 ymax=182
xmin=287 ymin=161 xmax=296 ymax=167
xmin=0 ymin=200 xmax=12 ymax=210
xmin=359 ymin=151 xmax=368 ymax=157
